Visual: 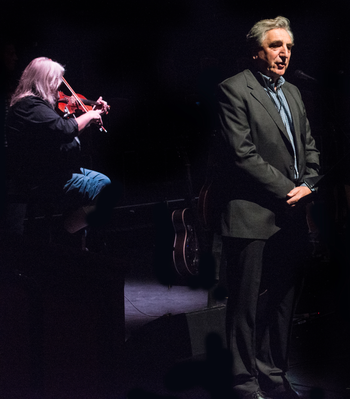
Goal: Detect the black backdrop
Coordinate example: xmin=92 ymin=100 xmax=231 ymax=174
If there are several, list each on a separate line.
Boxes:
xmin=2 ymin=0 xmax=350 ymax=203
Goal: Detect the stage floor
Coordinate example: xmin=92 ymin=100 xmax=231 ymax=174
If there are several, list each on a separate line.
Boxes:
xmin=2 ymin=204 xmax=349 ymax=399
xmin=116 ymin=225 xmax=350 ymax=399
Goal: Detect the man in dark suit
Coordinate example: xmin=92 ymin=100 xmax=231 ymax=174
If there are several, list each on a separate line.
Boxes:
xmin=216 ymin=16 xmax=320 ymax=399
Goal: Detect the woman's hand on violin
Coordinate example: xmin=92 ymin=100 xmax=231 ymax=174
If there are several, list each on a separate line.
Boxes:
xmin=89 ymin=109 xmax=104 ymax=126
xmin=76 ymin=109 xmax=104 ymax=132
xmin=93 ymin=97 xmax=109 ymax=114
xmin=59 ymin=77 xmax=109 ymax=132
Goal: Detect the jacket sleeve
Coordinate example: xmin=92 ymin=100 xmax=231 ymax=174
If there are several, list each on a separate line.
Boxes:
xmin=24 ymin=97 xmax=78 ymax=143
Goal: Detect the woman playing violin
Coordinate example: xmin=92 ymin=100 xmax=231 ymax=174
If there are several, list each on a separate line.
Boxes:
xmin=5 ymin=57 xmax=111 ymax=242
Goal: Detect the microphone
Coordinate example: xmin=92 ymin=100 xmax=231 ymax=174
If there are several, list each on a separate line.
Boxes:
xmin=294 ymin=69 xmax=318 ymax=82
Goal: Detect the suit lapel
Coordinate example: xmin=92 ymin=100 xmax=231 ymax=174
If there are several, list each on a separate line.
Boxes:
xmin=245 ymin=70 xmax=287 ymax=136
xmin=245 ymin=70 xmax=298 ymax=150
xmin=281 ymin=84 xmax=304 ymax=160
xmin=281 ymin=84 xmax=301 ymax=134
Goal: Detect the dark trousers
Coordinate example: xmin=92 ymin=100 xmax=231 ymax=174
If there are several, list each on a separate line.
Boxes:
xmin=222 ymin=226 xmax=310 ymax=394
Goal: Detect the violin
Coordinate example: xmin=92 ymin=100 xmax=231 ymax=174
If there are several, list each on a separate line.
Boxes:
xmin=57 ymin=91 xmax=97 ymax=114
xmin=57 ymin=77 xmax=110 ymax=133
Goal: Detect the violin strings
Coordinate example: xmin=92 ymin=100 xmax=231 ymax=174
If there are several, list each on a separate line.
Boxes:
xmin=61 ymin=77 xmax=89 ymax=113
xmin=61 ymin=76 xmax=107 ymax=133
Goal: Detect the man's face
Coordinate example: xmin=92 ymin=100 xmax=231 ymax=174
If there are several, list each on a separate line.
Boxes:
xmin=253 ymin=28 xmax=293 ymax=82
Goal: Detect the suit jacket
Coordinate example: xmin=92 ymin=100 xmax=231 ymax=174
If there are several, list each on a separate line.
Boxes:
xmin=216 ymin=69 xmax=320 ymax=239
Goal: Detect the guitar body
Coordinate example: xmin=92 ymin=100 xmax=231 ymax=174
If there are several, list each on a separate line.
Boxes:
xmin=198 ymin=179 xmax=214 ymax=231
xmin=171 ymin=208 xmax=200 ymax=277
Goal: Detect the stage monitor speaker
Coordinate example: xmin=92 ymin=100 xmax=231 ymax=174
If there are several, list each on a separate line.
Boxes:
xmin=124 ymin=304 xmax=227 ymax=367
xmin=185 ymin=304 xmax=226 ymax=357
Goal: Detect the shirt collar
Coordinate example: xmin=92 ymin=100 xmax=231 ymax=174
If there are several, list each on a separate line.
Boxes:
xmin=258 ymin=71 xmax=285 ymax=91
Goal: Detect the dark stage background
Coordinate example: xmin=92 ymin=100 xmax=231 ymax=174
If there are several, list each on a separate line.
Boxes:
xmin=2 ymin=0 xmax=350 ymax=206
xmin=1 ymin=3 xmax=350 ymax=398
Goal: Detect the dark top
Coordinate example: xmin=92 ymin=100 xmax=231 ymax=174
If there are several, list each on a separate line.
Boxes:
xmin=5 ymin=96 xmax=80 ymax=199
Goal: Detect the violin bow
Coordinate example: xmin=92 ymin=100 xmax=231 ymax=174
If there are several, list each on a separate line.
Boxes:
xmin=61 ymin=76 xmax=107 ymax=133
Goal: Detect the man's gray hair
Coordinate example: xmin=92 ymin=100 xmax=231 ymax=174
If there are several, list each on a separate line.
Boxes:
xmin=246 ymin=16 xmax=294 ymax=50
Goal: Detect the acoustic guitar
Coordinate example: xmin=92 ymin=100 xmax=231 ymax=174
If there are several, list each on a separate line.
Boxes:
xmin=197 ymin=131 xmax=220 ymax=233
xmin=171 ymin=149 xmax=200 ymax=277
xmin=172 ymin=208 xmax=199 ymax=276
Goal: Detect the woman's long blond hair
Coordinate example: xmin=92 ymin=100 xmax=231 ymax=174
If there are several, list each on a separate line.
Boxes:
xmin=10 ymin=57 xmax=65 ymax=108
